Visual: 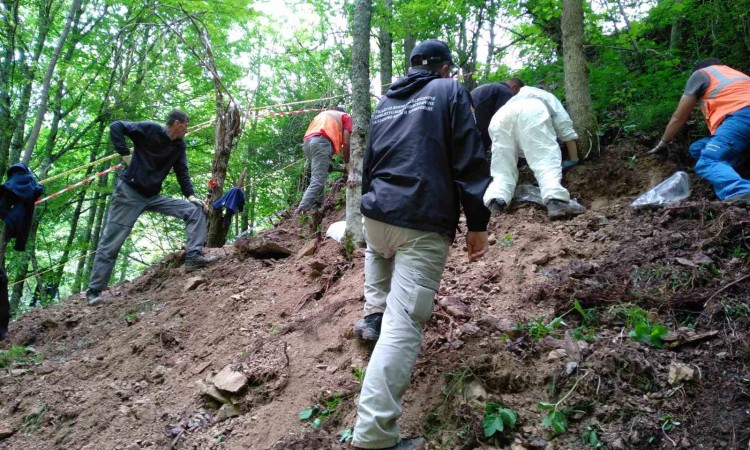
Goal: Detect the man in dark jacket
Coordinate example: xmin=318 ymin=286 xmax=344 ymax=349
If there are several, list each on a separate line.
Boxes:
xmin=470 ymin=78 xmax=523 ymax=154
xmin=0 ymin=162 xmax=43 ymax=340
xmin=351 ymin=40 xmax=491 ymax=450
xmin=86 ymin=109 xmax=215 ymax=306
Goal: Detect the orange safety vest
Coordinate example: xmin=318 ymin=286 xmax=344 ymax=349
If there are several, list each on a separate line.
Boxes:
xmin=699 ymin=65 xmax=750 ymax=134
xmin=303 ymin=111 xmax=346 ymax=154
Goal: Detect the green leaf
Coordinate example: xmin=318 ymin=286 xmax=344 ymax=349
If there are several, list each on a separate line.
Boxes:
xmin=542 ymin=410 xmax=567 ymax=434
xmin=298 ymin=407 xmax=315 ymax=421
xmin=312 ymin=417 xmax=323 ymax=429
xmin=482 ymin=414 xmax=504 ymax=437
xmin=537 ymin=402 xmax=556 ymax=411
xmin=499 ymin=408 xmax=518 ymax=430
xmin=484 ymin=402 xmax=501 ymax=414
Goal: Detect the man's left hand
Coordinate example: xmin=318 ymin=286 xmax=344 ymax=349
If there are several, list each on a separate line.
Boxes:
xmin=648 ymin=140 xmax=668 ymax=155
xmin=187 ymin=195 xmax=208 ymax=213
xmin=466 ymin=231 xmax=488 ymax=262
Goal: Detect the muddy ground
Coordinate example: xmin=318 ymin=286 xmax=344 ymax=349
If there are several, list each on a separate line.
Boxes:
xmin=1 ymin=142 xmax=749 ymax=450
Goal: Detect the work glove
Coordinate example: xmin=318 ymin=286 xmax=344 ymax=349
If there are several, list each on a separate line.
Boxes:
xmin=648 ymin=140 xmax=668 ymax=155
xmin=187 ymin=195 xmax=208 ymax=213
xmin=562 ymin=160 xmax=579 ymax=171
xmin=121 ymin=154 xmax=132 ymax=166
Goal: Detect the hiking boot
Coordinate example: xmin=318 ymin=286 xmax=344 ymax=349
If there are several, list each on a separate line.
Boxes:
xmin=184 ymin=252 xmax=218 ymax=273
xmin=353 ymin=437 xmax=427 ymax=450
xmin=353 ymin=312 xmax=383 ymax=342
xmin=727 ymin=192 xmax=750 ymax=206
xmin=546 ymin=199 xmax=586 ymax=220
xmin=86 ymin=288 xmax=103 ymax=306
xmin=488 ymin=199 xmax=507 ymax=214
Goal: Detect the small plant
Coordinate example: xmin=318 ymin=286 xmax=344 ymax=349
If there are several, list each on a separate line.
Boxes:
xmin=125 ymin=310 xmax=139 ymax=326
xmin=298 ymin=393 xmax=344 ymax=430
xmin=581 ymin=426 xmax=603 ymax=448
xmin=0 ymin=345 xmax=42 ymax=368
xmin=729 ymin=244 xmax=749 ymax=259
xmin=23 ymin=403 xmax=48 ymax=435
xmin=482 ymin=402 xmax=518 ymax=438
xmin=338 ymin=427 xmax=353 ymax=443
xmin=343 ymin=232 xmax=355 ymax=261
xmin=626 ymin=153 xmax=637 ymax=169
xmin=629 ymin=318 xmax=668 ymax=348
xmin=352 ymin=366 xmax=365 ymax=383
xmin=298 ymin=213 xmax=309 ymax=226
xmin=538 ymin=373 xmax=593 ymax=434
xmin=497 ymin=233 xmax=514 ymax=248
xmin=517 ymin=316 xmax=565 ymax=340
xmin=572 ymin=299 xmax=598 ymax=326
xmin=661 ymin=414 xmax=681 ymax=431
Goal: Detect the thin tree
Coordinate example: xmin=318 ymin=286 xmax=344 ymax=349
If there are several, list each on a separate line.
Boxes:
xmin=562 ymin=0 xmax=599 ymax=158
xmin=346 ymin=0 xmax=371 ymax=247
xmin=21 ymin=0 xmax=83 ymax=164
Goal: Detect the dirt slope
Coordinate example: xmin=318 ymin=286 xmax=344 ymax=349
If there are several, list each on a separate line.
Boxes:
xmin=1 ymin=145 xmax=749 ymax=450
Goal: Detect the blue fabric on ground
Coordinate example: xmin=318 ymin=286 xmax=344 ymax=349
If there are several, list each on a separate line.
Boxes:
xmin=689 ymin=106 xmax=750 ymax=200
xmin=212 ymin=187 xmax=246 ymax=227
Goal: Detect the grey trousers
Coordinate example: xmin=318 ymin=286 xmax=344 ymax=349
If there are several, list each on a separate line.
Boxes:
xmin=88 ymin=179 xmax=206 ymax=291
xmin=299 ymin=136 xmax=332 ymax=211
xmin=353 ymin=218 xmax=450 ymax=449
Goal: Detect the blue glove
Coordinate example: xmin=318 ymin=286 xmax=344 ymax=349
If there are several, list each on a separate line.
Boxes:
xmin=562 ymin=160 xmax=579 ymax=171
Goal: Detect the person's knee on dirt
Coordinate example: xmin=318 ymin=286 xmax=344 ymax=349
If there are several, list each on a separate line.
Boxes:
xmin=296 ymin=106 xmax=352 ymax=215
xmin=651 ymin=58 xmax=750 ymax=202
xmin=352 ymin=39 xmax=491 ymax=450
xmin=86 ymin=109 xmax=215 ymax=306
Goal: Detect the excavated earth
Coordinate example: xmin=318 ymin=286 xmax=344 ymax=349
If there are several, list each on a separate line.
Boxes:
xmin=1 ymin=142 xmax=749 ymax=450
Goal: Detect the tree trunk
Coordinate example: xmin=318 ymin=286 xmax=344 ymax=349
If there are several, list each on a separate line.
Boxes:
xmin=669 ymin=0 xmax=683 ymax=51
xmin=52 ymin=190 xmax=86 ymax=287
xmin=83 ymin=175 xmax=111 ymax=289
xmin=206 ymin=105 xmax=242 ymax=246
xmin=21 ymin=0 xmax=83 ymax=164
xmin=562 ymin=0 xmax=599 ymax=158
xmin=346 ymin=0 xmax=371 ymax=248
xmin=378 ymin=0 xmax=393 ymax=94
xmin=0 ymin=0 xmax=20 ymax=171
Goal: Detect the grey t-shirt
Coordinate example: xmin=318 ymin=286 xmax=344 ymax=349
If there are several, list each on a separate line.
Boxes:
xmin=683 ymin=70 xmax=711 ymax=97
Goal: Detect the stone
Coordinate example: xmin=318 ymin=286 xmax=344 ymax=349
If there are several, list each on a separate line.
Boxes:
xmin=213 ymin=365 xmax=248 ymax=393
xmin=215 ymin=404 xmax=241 ymax=422
xmin=458 ymin=322 xmax=480 ymax=336
xmin=675 ymin=257 xmax=695 ymax=267
xmin=183 ymin=276 xmax=207 ymax=292
xmin=196 ymin=380 xmax=230 ymax=404
xmin=0 ymin=423 xmax=16 ymax=439
xmin=532 ymin=253 xmax=553 ymax=266
xmin=693 ymin=253 xmax=713 ymax=266
xmin=10 ymin=369 xmax=28 ymax=377
xmin=309 ymin=260 xmax=326 ymax=271
xmin=35 ymin=365 xmax=55 ymax=376
xmin=463 ymin=381 xmax=487 ymax=403
xmin=439 ymin=296 xmax=472 ymax=320
xmin=547 ymin=349 xmax=567 ymax=361
xmin=668 ymin=363 xmax=695 ymax=385
xmin=296 ymin=240 xmax=317 ymax=259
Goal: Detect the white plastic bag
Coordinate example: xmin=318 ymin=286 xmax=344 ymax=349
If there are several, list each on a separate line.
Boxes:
xmin=631 ymin=172 xmax=690 ymax=208
xmin=325 ymin=221 xmax=347 ymax=243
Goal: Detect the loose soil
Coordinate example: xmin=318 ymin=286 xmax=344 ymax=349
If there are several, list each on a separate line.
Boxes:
xmin=1 ymin=142 xmax=748 ymax=450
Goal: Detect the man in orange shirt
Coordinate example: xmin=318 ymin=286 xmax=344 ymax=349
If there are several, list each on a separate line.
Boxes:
xmin=651 ymin=58 xmax=750 ymax=203
xmin=296 ymin=106 xmax=352 ymax=214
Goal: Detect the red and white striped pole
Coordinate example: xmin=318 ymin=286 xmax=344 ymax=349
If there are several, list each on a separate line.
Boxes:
xmin=35 ymin=164 xmax=122 ymax=206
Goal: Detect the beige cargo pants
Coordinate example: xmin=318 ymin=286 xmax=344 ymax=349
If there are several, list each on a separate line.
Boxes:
xmin=353 ymin=217 xmax=450 ymax=449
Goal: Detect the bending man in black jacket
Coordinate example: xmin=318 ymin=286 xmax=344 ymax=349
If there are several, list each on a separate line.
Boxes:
xmin=351 ymin=40 xmax=491 ymax=450
xmin=86 ymin=109 xmax=215 ymax=306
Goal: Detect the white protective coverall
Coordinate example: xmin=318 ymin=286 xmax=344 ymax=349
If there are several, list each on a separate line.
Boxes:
xmin=483 ymin=86 xmax=578 ymax=207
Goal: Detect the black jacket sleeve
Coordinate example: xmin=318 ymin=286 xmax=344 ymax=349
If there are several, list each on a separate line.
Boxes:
xmin=172 ymin=145 xmax=195 ymax=198
xmin=449 ymin=85 xmax=491 ymax=232
xmin=109 ymin=121 xmax=136 ymax=156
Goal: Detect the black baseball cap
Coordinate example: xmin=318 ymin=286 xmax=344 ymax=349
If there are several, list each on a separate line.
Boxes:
xmin=410 ymin=39 xmax=459 ymax=68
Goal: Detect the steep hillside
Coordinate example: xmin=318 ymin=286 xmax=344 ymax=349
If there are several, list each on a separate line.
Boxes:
xmin=1 ymin=144 xmax=748 ymax=450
